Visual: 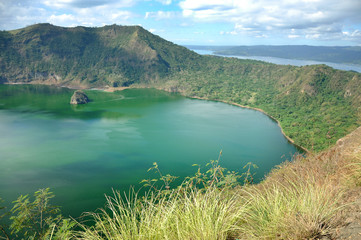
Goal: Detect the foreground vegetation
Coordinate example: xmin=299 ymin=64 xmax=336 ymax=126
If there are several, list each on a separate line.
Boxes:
xmin=1 ymin=24 xmax=361 ymax=151
xmin=1 ymin=127 xmax=360 ymax=239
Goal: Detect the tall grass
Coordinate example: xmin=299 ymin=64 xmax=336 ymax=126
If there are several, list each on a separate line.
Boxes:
xmin=4 ymin=151 xmax=352 ymax=239
xmin=77 ymin=189 xmax=173 ymax=239
xmin=166 ymin=186 xmax=244 ymax=239
xmin=77 ymin=186 xmax=245 ymax=240
xmin=343 ymin=153 xmax=361 ymax=187
xmin=75 ymin=156 xmax=348 ymax=240
xmin=238 ymin=175 xmax=344 ymax=239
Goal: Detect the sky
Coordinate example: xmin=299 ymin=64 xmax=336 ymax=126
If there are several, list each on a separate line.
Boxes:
xmin=1 ymin=0 xmax=361 ymax=46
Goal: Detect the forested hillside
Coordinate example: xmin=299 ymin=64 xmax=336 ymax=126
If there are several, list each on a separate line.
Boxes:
xmin=1 ymin=23 xmax=360 ymax=151
xmin=0 ymin=23 xmax=202 ymax=88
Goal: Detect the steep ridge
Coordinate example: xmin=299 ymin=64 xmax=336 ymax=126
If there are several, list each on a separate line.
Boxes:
xmin=0 ymin=23 xmax=201 ymax=88
xmin=0 ymin=23 xmax=360 ymax=151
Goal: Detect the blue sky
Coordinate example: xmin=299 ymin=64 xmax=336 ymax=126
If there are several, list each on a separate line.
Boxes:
xmin=1 ymin=0 xmax=361 ymax=46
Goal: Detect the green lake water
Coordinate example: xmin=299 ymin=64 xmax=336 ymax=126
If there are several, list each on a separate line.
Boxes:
xmin=0 ymin=84 xmax=300 ymax=218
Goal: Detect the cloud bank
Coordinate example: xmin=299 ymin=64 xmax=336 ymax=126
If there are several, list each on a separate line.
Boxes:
xmin=0 ymin=0 xmax=137 ymax=29
xmin=0 ymin=0 xmax=360 ymax=45
xmin=179 ymin=0 xmax=361 ymax=42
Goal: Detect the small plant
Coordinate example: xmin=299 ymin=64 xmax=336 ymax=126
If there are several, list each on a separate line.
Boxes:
xmin=140 ymin=162 xmax=178 ymax=191
xmin=142 ymin=151 xmax=257 ymax=192
xmin=10 ymin=188 xmax=75 ymax=240
xmin=184 ymin=151 xmax=257 ymax=189
xmin=240 ymin=162 xmax=258 ymax=185
xmin=185 ymin=151 xmax=228 ymax=189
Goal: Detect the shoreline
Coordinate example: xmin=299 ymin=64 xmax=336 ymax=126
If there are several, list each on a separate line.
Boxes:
xmin=102 ymin=86 xmax=131 ymax=92
xmin=3 ymin=82 xmax=131 ymax=92
xmin=2 ymin=82 xmax=308 ymax=152
xmin=175 ymin=94 xmax=309 ymax=153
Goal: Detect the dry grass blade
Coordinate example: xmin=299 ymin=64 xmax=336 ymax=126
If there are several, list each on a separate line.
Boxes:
xmin=236 ymin=172 xmax=345 ymax=239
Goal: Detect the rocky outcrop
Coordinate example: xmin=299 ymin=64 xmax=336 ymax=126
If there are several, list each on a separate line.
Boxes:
xmin=70 ymin=90 xmax=89 ymax=104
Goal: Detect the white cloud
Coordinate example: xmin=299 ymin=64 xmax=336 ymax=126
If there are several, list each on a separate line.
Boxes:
xmin=255 ymin=34 xmax=268 ymax=38
xmin=156 ymin=0 xmax=172 ymax=5
xmin=343 ymin=30 xmax=361 ymax=37
xmin=44 ymin=0 xmax=136 ymax=26
xmin=0 ymin=1 xmax=49 ymax=29
xmin=145 ymin=11 xmax=177 ymax=20
xmin=179 ymin=0 xmax=361 ymax=43
xmin=46 ymin=8 xmax=134 ymax=27
xmin=306 ymin=33 xmax=321 ymax=39
xmin=48 ymin=14 xmax=77 ymax=25
xmin=108 ymin=11 xmax=133 ymax=22
xmin=43 ymin=0 xmax=136 ymax=9
xmin=288 ymin=34 xmax=301 ymax=39
xmin=1 ymin=0 xmax=361 ymax=45
xmin=0 ymin=0 xmax=137 ymax=30
xmin=148 ymin=28 xmax=165 ymax=33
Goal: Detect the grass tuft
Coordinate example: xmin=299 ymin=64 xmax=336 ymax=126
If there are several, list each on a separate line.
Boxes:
xmin=76 ymin=186 xmax=245 ymax=240
xmin=237 ymin=174 xmax=344 ymax=239
xmin=343 ymin=153 xmax=361 ymax=187
xmin=77 ymin=189 xmax=174 ymax=240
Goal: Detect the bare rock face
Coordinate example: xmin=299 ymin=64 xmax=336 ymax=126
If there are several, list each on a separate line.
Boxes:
xmin=70 ymin=90 xmax=89 ymax=104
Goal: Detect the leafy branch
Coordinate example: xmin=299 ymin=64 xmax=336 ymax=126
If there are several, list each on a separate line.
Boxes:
xmin=9 ymin=188 xmax=75 ymax=240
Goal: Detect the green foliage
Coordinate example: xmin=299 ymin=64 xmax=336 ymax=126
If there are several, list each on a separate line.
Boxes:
xmin=77 ymin=155 xmax=251 ymax=240
xmin=241 ymin=162 xmax=259 ymax=185
xmin=184 ymin=150 xmax=245 ymax=189
xmin=77 ymin=152 xmax=347 ymax=239
xmin=142 ymin=151 xmax=257 ymax=192
xmin=140 ymin=162 xmax=179 ymax=191
xmin=9 ymin=188 xmax=75 ymax=240
xmin=1 ymin=148 xmax=355 ymax=239
xmin=171 ymin=63 xmax=360 ymax=152
xmin=77 ymin=186 xmax=245 ymax=240
xmin=0 ymin=24 xmax=200 ymax=88
xmin=1 ymin=23 xmax=361 ymax=152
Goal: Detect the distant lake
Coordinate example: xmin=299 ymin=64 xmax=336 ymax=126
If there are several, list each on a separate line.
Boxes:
xmin=0 ymin=85 xmax=300 ymax=218
xmin=192 ymin=49 xmax=361 ymax=73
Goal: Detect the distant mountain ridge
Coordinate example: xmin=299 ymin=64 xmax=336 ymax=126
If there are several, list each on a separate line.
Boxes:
xmin=187 ymin=45 xmax=361 ymax=65
xmin=1 ymin=23 xmax=361 ymax=152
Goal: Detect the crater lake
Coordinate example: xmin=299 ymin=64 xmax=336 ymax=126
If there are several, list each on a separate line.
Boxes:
xmin=0 ymin=84 xmax=300 ymax=217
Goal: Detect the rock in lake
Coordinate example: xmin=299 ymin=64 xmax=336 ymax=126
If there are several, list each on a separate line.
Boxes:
xmin=70 ymin=90 xmax=89 ymax=104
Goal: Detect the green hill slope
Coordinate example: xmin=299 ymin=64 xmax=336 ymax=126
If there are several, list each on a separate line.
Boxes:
xmin=0 ymin=23 xmax=201 ymax=88
xmin=1 ymin=23 xmax=360 ymax=151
